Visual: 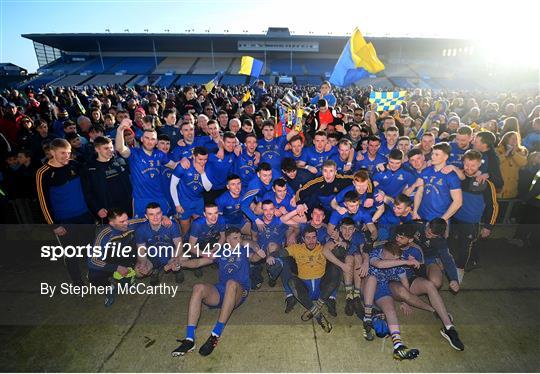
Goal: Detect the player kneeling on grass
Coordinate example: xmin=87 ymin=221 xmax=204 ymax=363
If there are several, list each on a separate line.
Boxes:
xmin=362 ymin=240 xmax=421 ymax=361
xmin=322 ymin=217 xmax=369 ymax=318
xmin=170 ymin=227 xmax=266 ymax=357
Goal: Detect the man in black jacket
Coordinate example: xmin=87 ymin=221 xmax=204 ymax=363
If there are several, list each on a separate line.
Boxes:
xmin=82 ymin=136 xmax=132 ymax=221
xmin=473 ymin=131 xmax=504 ymax=192
xmin=449 ymin=150 xmax=498 ymax=281
xmin=294 ymin=160 xmax=353 ymax=216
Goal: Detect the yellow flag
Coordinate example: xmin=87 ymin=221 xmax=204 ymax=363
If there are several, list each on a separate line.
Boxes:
xmin=350 ymin=28 xmax=385 ymax=73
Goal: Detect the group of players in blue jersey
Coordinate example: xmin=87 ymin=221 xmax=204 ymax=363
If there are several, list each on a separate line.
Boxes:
xmin=35 ymin=82 xmax=501 ymax=362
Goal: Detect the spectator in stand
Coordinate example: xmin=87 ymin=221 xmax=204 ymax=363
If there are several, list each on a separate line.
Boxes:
xmin=522 ymin=117 xmax=540 ymax=151
xmin=0 ymin=103 xmax=23 ymax=145
xmin=500 ymin=116 xmax=520 ymax=137
xmin=496 ymin=131 xmax=528 ymax=199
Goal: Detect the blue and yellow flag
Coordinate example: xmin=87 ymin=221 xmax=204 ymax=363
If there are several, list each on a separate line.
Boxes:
xmin=204 ymin=72 xmax=223 ymax=92
xmin=415 ymin=120 xmax=430 ymax=141
xmin=369 ymin=91 xmax=406 ymax=112
xmin=329 ymin=28 xmax=385 ymax=87
xmin=238 ymin=56 xmax=264 ymax=78
xmin=241 ymin=90 xmax=251 ymax=102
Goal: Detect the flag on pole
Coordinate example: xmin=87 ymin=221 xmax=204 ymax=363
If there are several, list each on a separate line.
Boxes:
xmin=369 ymin=91 xmax=407 ymax=112
xmin=238 ymin=56 xmax=264 ymax=78
xmin=241 ymin=90 xmax=251 ymax=102
xmin=329 ymin=27 xmax=385 ymax=87
xmin=204 ymin=72 xmax=223 ymax=92
xmin=415 ymin=120 xmax=430 ymax=141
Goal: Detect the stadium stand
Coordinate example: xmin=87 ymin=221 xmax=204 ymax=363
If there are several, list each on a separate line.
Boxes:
xmin=83 ymin=74 xmax=135 ymax=85
xmin=356 ymin=77 xmax=394 ymax=89
xmin=154 ymin=74 xmax=179 ymax=87
xmin=221 ymin=74 xmax=248 ymax=85
xmin=409 ymin=62 xmax=454 ymax=79
xmin=295 ymin=75 xmax=323 ymax=85
xmin=269 ymin=58 xmax=305 ymax=75
xmin=191 ymin=57 xmax=234 ymax=74
xmin=111 ymin=57 xmax=164 ymax=74
xmin=49 ymin=74 xmax=92 ymax=87
xmin=8 ymin=29 xmax=536 ymax=90
xmin=302 ymin=59 xmax=335 ymax=75
xmin=78 ymin=57 xmax=125 ymax=74
xmin=176 ymin=74 xmax=216 ymax=85
xmin=129 ymin=75 xmax=149 ymax=86
xmin=383 ymin=63 xmax=418 ymax=78
xmin=19 ymin=74 xmax=57 ymax=88
xmin=153 ymin=57 xmax=197 ymax=74
xmin=37 ymin=57 xmax=95 ymax=75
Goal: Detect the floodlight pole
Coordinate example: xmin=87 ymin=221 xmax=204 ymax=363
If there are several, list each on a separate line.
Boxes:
xmin=96 ymin=40 xmax=105 ymax=72
xmin=290 ymin=50 xmax=293 ymax=74
xmin=152 ymin=39 xmax=158 ymax=70
xmin=264 ymin=48 xmax=267 ymax=75
xmin=211 ymin=40 xmax=215 ymax=70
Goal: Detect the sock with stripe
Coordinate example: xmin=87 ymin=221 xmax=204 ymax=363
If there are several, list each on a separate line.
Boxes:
xmin=353 ymin=288 xmax=361 ymax=299
xmin=364 ymin=304 xmax=373 ymax=322
xmin=391 ymin=330 xmax=403 ymax=349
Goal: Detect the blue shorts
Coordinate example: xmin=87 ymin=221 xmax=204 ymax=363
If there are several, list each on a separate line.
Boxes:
xmin=374 ymin=281 xmax=392 ymax=301
xmin=133 ymin=197 xmax=170 ymax=219
xmin=302 ymin=278 xmax=322 ymax=300
xmin=205 ymin=282 xmax=249 ymax=309
xmin=179 ymin=198 xmax=204 ymax=220
xmin=424 ymin=256 xmax=440 ymax=267
xmin=164 ymin=197 xmax=176 ymax=216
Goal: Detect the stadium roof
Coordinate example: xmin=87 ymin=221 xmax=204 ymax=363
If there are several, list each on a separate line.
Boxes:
xmin=22 ymin=29 xmax=471 ymax=55
xmin=22 ymin=32 xmax=347 ymax=53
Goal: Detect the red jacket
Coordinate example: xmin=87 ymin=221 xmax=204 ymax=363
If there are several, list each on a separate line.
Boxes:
xmin=0 ymin=112 xmax=23 ymax=145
